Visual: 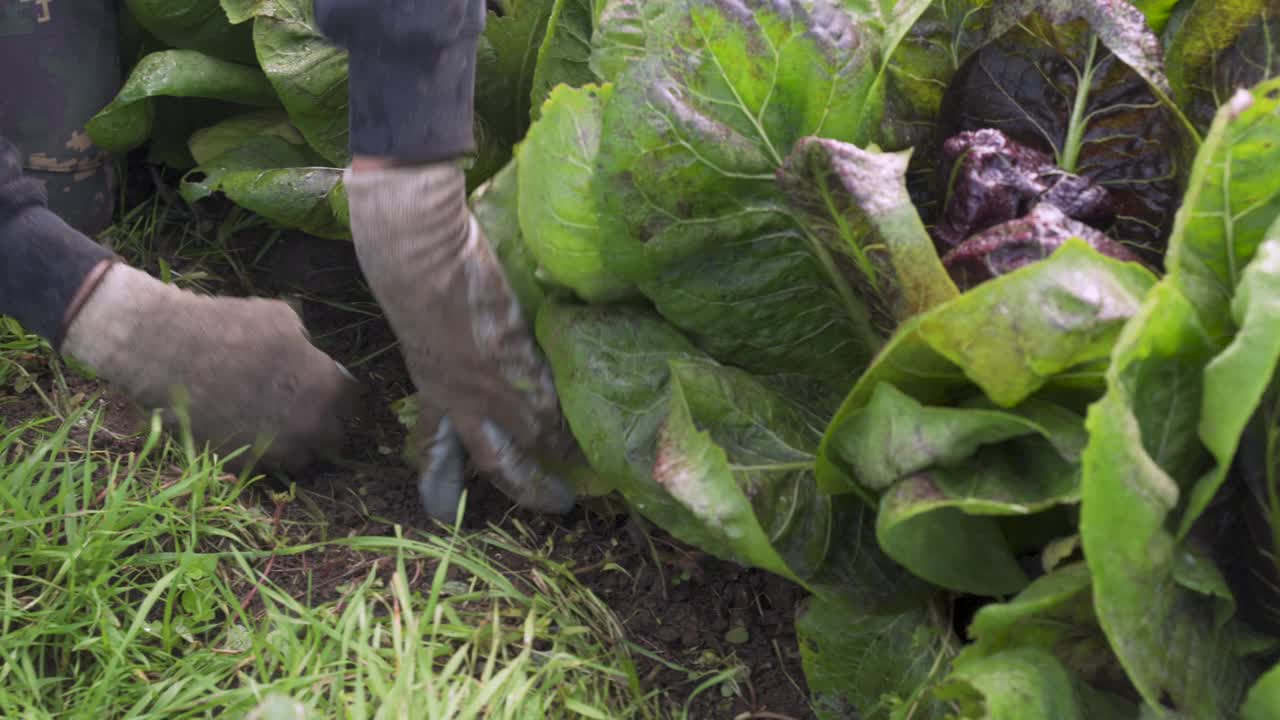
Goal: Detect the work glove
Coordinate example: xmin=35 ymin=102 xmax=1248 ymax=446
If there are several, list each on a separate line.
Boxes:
xmin=343 ymin=162 xmax=578 ymax=521
xmin=62 ymin=261 xmax=360 ymax=471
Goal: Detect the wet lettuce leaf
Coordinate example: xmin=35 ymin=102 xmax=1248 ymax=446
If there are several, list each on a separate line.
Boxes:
xmin=220 ymin=0 xmax=352 ymax=166
xmin=516 ymin=83 xmax=634 ymax=302
xmin=179 ymin=135 xmax=347 ymax=240
xmin=124 ymin=0 xmax=256 ymax=64
xmin=85 ymin=50 xmax=279 ymax=155
xmin=1167 ymin=0 xmax=1280 ymax=132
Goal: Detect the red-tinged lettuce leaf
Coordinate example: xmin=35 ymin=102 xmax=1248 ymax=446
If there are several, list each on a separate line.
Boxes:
xmin=593 ymin=0 xmax=890 ymax=385
xmin=1167 ymin=0 xmax=1280 ymax=132
xmin=797 ymin=595 xmax=957 ymax=720
xmin=779 ymin=137 xmax=958 ymax=330
xmin=535 ymin=303 xmax=824 ymax=578
xmin=219 ymin=0 xmax=351 ymax=166
xmin=1080 ymin=280 xmax=1251 ymax=718
xmin=942 ymin=203 xmax=1146 ymax=290
xmin=1162 ymin=76 xmax=1280 ymax=347
xmin=517 ymin=83 xmax=635 ymax=303
xmin=536 ymin=301 xmax=932 ymax=611
xmin=935 ymin=1 xmax=1193 ymax=262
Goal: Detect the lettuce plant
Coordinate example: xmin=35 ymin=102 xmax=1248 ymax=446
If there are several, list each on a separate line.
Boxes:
xmin=86 ymin=0 xmax=1280 ymax=716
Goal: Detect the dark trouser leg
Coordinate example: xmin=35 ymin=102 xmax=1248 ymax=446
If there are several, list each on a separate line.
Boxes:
xmin=0 ymin=136 xmax=113 ymax=348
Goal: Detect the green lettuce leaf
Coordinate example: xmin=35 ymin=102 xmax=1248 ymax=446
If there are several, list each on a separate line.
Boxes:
xmin=517 ymin=83 xmax=634 ymax=302
xmin=536 ymin=303 xmax=742 ymax=555
xmin=472 ymin=159 xmax=549 ymax=325
xmin=957 ymin=563 xmax=1132 ymax=699
xmin=187 ymin=109 xmax=303 ymax=165
xmin=873 ymin=0 xmax=996 ymax=160
xmin=819 ymin=239 xmax=1157 ymax=494
xmin=1167 ymin=1 xmax=1280 ymax=132
xmin=1080 ymin=280 xmax=1249 ymax=718
xmin=220 ymin=0 xmax=351 ymax=166
xmin=833 ymin=383 xmax=1086 ymax=494
xmin=797 ymin=595 xmax=956 ymax=720
xmin=1130 ymin=0 xmax=1183 ymax=34
xmin=1163 ymin=75 xmax=1280 ymax=346
xmin=588 ymin=0 xmax=656 ymax=83
xmin=1244 ymin=663 xmax=1280 ymax=720
xmin=1182 ymin=219 xmax=1280 ymax=539
xmin=653 ymin=359 xmax=830 ymax=583
xmin=537 ymin=301 xmax=932 ymax=607
xmin=529 ymin=0 xmax=598 ymax=119
xmin=179 ymin=135 xmax=346 ymax=240
xmin=124 ymin=0 xmax=256 ymax=64
xmin=85 ymin=50 xmax=279 ymax=154
xmin=933 ymin=648 xmax=1083 ymax=719
xmin=477 ymin=0 xmax=557 ymax=157
xmin=593 ymin=0 xmax=889 ymax=385
xmin=874 ymin=437 xmax=1080 ymax=596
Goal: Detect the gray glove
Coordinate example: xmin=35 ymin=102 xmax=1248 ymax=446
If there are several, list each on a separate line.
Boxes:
xmin=343 ymin=162 xmax=577 ymax=521
xmin=62 ymin=262 xmax=360 ymax=471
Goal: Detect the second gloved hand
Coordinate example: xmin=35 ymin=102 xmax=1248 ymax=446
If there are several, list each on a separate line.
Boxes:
xmin=344 ymin=161 xmax=578 ymax=521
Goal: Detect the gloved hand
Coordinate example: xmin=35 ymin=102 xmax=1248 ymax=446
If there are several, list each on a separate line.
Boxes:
xmin=343 ymin=161 xmax=578 ymax=521
xmin=62 ymin=261 xmax=360 ymax=471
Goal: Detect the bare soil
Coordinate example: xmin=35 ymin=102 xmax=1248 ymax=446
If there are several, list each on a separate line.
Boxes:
xmin=1 ymin=221 xmax=816 ymax=719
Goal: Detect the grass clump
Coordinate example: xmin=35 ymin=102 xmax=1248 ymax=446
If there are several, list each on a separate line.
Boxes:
xmin=0 ymin=401 xmax=668 ymax=719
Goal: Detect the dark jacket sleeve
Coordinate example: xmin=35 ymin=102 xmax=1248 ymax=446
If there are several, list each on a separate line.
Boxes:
xmin=314 ymin=0 xmax=486 ymax=164
xmin=0 ymin=137 xmax=112 ymax=348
